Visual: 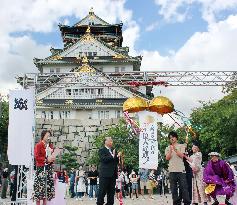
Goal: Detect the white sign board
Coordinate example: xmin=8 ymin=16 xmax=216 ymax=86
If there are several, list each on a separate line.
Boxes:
xmin=8 ymin=89 xmax=35 ymax=166
xmin=138 ymin=111 xmax=158 ymax=169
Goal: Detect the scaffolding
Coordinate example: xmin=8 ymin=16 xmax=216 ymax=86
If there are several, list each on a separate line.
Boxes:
xmin=11 ymin=70 xmax=237 ymax=204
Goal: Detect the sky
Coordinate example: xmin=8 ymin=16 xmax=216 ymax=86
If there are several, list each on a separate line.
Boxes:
xmin=0 ymin=0 xmax=237 ymax=121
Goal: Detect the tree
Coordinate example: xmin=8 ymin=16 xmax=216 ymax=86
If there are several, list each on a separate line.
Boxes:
xmin=0 ymin=100 xmax=9 ymax=163
xmin=87 ymin=120 xmax=139 ymax=170
xmin=190 ymin=90 xmax=237 ymax=162
xmin=223 ymin=72 xmax=237 ymax=94
xmin=87 ymin=119 xmax=188 ymax=171
xmin=57 ymin=145 xmax=79 ymax=171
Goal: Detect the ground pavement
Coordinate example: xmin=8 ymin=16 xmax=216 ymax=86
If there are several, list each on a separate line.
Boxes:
xmin=0 ymin=195 xmax=172 ymax=205
xmin=67 ymin=195 xmax=172 ymax=205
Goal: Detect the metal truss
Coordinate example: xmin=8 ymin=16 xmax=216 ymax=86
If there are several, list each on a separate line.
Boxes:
xmin=17 ymin=71 xmax=237 ymax=90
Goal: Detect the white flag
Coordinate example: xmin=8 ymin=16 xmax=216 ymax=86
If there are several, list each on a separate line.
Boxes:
xmin=138 ymin=111 xmax=158 ymax=169
xmin=8 ymin=89 xmax=35 ymax=166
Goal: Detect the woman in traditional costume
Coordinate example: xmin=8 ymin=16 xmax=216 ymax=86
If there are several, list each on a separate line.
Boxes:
xmin=203 ymin=152 xmax=236 ymax=205
xmin=229 ymin=165 xmax=237 ymax=205
xmin=184 ymin=141 xmax=208 ymax=205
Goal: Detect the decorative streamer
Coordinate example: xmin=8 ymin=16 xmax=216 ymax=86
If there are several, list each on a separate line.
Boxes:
xmin=123 ymin=111 xmax=141 ymax=135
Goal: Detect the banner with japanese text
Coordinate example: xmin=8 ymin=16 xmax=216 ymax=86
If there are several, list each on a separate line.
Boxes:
xmin=8 ymin=89 xmax=35 ymax=166
xmin=138 ymin=111 xmax=158 ymax=169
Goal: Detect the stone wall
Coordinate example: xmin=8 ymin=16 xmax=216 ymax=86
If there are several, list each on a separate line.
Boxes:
xmin=36 ymin=118 xmax=120 ymax=165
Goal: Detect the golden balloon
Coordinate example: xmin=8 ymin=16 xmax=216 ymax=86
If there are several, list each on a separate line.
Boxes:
xmin=123 ymin=97 xmax=148 ymax=113
xmin=149 ymin=96 xmax=174 ymax=114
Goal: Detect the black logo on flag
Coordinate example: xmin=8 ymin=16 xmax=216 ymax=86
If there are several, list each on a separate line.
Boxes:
xmin=14 ymin=98 xmax=28 ymax=110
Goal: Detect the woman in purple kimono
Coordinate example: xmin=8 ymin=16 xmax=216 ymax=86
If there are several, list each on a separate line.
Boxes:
xmin=203 ymin=152 xmax=236 ymax=205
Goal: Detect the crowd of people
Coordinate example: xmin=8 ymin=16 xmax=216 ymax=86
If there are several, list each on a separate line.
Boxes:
xmin=0 ymin=167 xmax=16 ymax=200
xmin=1 ymin=129 xmax=237 ymax=205
xmin=67 ymin=166 xmax=169 ymax=201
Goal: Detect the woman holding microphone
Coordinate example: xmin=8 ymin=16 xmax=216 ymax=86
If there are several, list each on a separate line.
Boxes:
xmin=34 ymin=130 xmax=56 ymax=205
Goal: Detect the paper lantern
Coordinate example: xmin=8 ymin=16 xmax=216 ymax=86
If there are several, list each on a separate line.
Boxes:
xmin=123 ymin=97 xmax=148 ymax=113
xmin=149 ymin=96 xmax=174 ymax=115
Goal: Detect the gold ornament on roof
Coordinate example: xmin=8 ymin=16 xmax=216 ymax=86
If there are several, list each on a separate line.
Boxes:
xmin=149 ymin=96 xmax=174 ymax=115
xmin=81 ymin=33 xmax=94 ymax=43
xmin=51 ymin=55 xmax=62 ymax=60
xmin=113 ymin=53 xmax=126 ymax=59
xmin=82 ymin=56 xmax=89 ymax=64
xmin=79 ymin=64 xmax=95 ymax=73
xmin=65 ymin=100 xmax=74 ymax=105
xmin=86 ymin=26 xmax=91 ymax=33
xmin=123 ymin=97 xmax=148 ymax=113
xmin=37 ymin=100 xmax=43 ymax=104
xmin=89 ymin=15 xmax=95 ymax=20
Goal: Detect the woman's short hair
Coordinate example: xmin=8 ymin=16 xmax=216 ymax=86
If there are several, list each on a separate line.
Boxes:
xmin=40 ymin=130 xmax=51 ymax=140
xmin=168 ymin=131 xmax=178 ymax=140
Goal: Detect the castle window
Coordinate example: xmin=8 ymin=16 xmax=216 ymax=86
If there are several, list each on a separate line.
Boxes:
xmin=50 ymin=68 xmax=54 ymax=73
xmin=91 ymin=89 xmax=95 ymax=94
xmin=93 ymin=52 xmax=97 ymax=56
xmin=97 ymin=88 xmax=103 ymax=95
xmin=115 ymin=67 xmax=119 ymax=73
xmin=98 ymin=110 xmax=110 ymax=119
xmin=105 ymin=111 xmax=109 ymax=119
xmin=50 ymin=111 xmax=54 ymax=119
xmin=73 ymin=89 xmax=79 ymax=96
xmin=65 ymin=111 xmax=70 ymax=119
xmin=66 ymin=89 xmax=72 ymax=96
xmin=42 ymin=111 xmax=46 ymax=119
xmin=121 ymin=67 xmax=125 ymax=72
xmin=56 ymin=68 xmax=60 ymax=73
xmin=88 ymin=52 xmax=93 ymax=56
xmin=116 ymin=110 xmax=121 ymax=118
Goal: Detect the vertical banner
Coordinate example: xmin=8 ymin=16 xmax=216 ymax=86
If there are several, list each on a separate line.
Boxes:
xmin=8 ymin=89 xmax=35 ymax=167
xmin=138 ymin=111 xmax=158 ymax=169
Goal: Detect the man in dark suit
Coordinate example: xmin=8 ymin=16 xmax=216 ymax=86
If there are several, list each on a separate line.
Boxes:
xmin=97 ymin=137 xmax=121 ymax=205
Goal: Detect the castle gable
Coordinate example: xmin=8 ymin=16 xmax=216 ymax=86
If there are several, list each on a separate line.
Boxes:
xmin=36 ymin=63 xmax=141 ymax=104
xmin=60 ymin=33 xmax=118 ymax=58
xmin=74 ymin=9 xmax=109 ymax=26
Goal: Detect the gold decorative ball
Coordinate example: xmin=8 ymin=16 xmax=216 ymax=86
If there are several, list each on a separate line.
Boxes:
xmin=123 ymin=97 xmax=148 ymax=113
xmin=149 ymin=96 xmax=174 ymax=114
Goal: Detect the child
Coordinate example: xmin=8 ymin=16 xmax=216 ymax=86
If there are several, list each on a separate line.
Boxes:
xmin=116 ymin=171 xmax=124 ymax=200
xmin=147 ymin=170 xmax=157 ymax=200
xmin=129 ymin=170 xmax=139 ymax=199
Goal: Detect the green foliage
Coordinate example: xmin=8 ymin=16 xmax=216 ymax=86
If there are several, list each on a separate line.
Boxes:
xmin=87 ymin=120 xmax=139 ymax=170
xmin=87 ymin=120 xmax=186 ymax=171
xmin=57 ymin=145 xmax=79 ymax=171
xmin=190 ymin=90 xmax=237 ymax=162
xmin=0 ymin=100 xmax=9 ymax=162
xmin=223 ymin=73 xmax=237 ymax=94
